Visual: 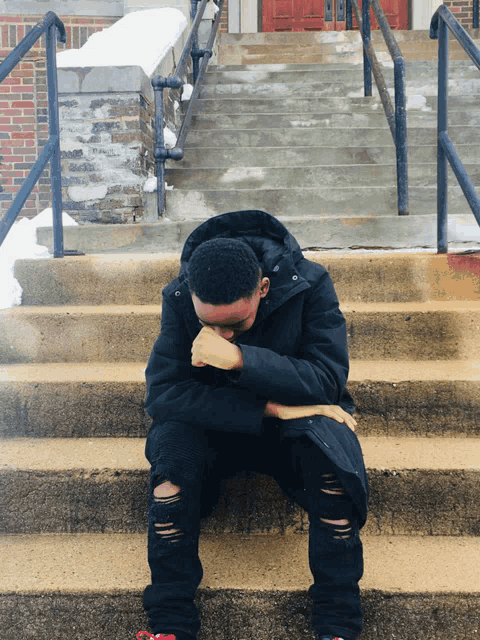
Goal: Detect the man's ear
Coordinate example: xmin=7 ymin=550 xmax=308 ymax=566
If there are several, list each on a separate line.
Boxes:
xmin=259 ymin=277 xmax=270 ymax=298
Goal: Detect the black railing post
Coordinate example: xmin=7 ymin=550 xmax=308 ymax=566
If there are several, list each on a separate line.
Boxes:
xmin=362 ymin=0 xmax=372 ymax=96
xmin=474 ymin=0 xmax=479 ymax=29
xmin=46 ymin=21 xmax=64 ymax=258
xmin=346 ymin=0 xmax=353 ymax=30
xmin=191 ymin=0 xmax=201 ymax=84
xmin=153 ymin=79 xmax=167 ymax=216
xmin=394 ymin=56 xmax=408 ymax=216
xmin=152 ymin=76 xmax=183 ymax=217
xmin=437 ymin=15 xmax=449 ymax=253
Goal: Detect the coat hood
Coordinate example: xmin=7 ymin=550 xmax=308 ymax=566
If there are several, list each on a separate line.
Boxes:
xmin=179 ymin=210 xmax=305 ymax=279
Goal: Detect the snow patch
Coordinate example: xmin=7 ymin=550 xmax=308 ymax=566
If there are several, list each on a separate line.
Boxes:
xmin=164 ymin=127 xmax=177 ymax=149
xmin=56 ymin=8 xmax=188 ymax=78
xmin=181 ymin=84 xmax=194 ymax=101
xmin=291 ymin=119 xmax=320 ymax=128
xmin=143 ymin=177 xmax=174 ymax=192
xmin=0 ymin=209 xmax=78 ymax=310
xmin=406 ymin=94 xmax=432 ymax=112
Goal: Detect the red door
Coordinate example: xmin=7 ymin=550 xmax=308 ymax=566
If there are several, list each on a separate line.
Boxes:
xmin=262 ymin=0 xmax=408 ymax=32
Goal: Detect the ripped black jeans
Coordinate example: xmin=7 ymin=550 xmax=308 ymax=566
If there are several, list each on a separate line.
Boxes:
xmin=143 ymin=421 xmax=364 ymax=640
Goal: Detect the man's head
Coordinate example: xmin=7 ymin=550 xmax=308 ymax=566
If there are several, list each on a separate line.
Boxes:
xmin=187 ymin=238 xmax=270 ymax=342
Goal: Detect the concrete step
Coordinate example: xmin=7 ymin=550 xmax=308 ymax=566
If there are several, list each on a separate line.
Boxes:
xmin=165 ymin=164 xmax=480 ymax=191
xmin=14 ymin=252 xmax=480 ymax=306
xmin=203 ymin=65 xmax=480 ymax=86
xmin=162 ymin=185 xmax=480 ymax=219
xmin=208 ymin=59 xmax=478 ymax=73
xmin=1 ymin=360 xmax=479 ymax=438
xmin=171 ymin=144 xmax=480 ymax=170
xmin=35 ymin=215 xmax=480 ymax=254
xmin=218 ymin=29 xmax=480 ymax=45
xmin=1 ymin=301 xmax=480 ymax=363
xmin=198 ymin=77 xmax=480 ymax=99
xmin=189 ymin=111 xmax=480 ymax=131
xmin=1 ymin=436 xmax=480 ymax=535
xmin=218 ymin=48 xmax=480 ymax=64
xmin=192 ymin=94 xmax=480 ymax=115
xmin=1 ymin=532 xmax=479 ymax=640
xmin=184 ymin=125 xmax=480 ymax=148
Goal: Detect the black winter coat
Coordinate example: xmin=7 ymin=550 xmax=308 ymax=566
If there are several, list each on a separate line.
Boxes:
xmin=145 ymin=211 xmax=368 ymax=528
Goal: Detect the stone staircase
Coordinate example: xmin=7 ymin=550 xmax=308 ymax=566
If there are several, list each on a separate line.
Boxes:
xmin=157 ymin=29 xmax=480 ymax=250
xmin=1 ymin=28 xmax=480 ymax=640
xmin=1 ymin=250 xmax=480 ymax=639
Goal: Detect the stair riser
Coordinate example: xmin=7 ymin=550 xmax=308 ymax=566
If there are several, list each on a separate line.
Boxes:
xmin=189 ymin=111 xmax=480 ymax=131
xmin=218 ymin=50 xmax=480 ymax=64
xmin=2 ymin=379 xmax=479 ymax=439
xmin=171 ymin=145 xmax=479 ymax=169
xmin=1 ymin=468 xmax=479 ymax=536
xmin=193 ymin=94 xmax=480 ymax=114
xmin=203 ymin=67 xmax=480 ymax=85
xmin=162 ymin=185 xmax=480 ymax=219
xmin=209 ymin=59 xmax=477 ymax=72
xmin=185 ymin=126 xmax=480 ymax=147
xmin=15 ymin=253 xmax=480 ymax=306
xmin=1 ymin=308 xmax=479 ymax=363
xmin=199 ymin=79 xmax=480 ymax=99
xmin=218 ymin=29 xmax=480 ymax=45
xmin=1 ymin=590 xmax=479 ymax=640
xmin=35 ymin=213 xmax=480 ymax=254
xmin=166 ymin=164 xmax=480 ymax=191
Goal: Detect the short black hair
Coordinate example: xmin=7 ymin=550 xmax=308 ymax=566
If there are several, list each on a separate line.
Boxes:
xmin=187 ymin=237 xmax=261 ymax=305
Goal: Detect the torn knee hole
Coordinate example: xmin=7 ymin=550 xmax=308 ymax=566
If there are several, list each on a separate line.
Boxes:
xmin=320 ymin=517 xmax=353 ymax=540
xmin=154 ymin=522 xmax=184 ymax=541
xmin=153 ymin=480 xmax=182 ymax=504
xmin=321 ymin=473 xmax=345 ymax=495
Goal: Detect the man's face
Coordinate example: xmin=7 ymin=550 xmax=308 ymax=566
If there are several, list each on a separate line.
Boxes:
xmin=191 ymin=277 xmax=270 ymax=342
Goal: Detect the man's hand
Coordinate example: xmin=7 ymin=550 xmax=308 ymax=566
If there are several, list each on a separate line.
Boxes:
xmin=264 ymin=401 xmax=357 ymax=432
xmin=191 ymin=326 xmax=243 ymax=370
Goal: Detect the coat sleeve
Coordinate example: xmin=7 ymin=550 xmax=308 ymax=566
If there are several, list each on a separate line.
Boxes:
xmin=145 ymin=295 xmax=267 ymax=433
xmin=230 ymin=270 xmax=350 ymax=406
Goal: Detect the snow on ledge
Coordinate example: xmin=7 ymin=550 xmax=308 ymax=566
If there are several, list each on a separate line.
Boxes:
xmin=0 ymin=209 xmax=78 ymax=310
xmin=57 ymin=8 xmax=188 ymax=78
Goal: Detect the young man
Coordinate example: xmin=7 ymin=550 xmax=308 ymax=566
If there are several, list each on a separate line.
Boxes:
xmin=137 ymin=210 xmax=368 ymax=640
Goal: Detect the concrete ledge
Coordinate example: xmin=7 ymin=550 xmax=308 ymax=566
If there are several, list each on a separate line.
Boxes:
xmin=58 ymin=66 xmax=154 ymax=102
xmin=35 ymin=216 xmax=480 ymax=254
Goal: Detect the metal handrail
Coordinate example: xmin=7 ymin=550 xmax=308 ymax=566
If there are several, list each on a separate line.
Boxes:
xmin=430 ymin=4 xmax=480 ymax=253
xmin=0 ymin=11 xmax=66 ymax=257
xmin=152 ymin=0 xmax=224 ymax=216
xmin=346 ymin=0 xmax=408 ymax=216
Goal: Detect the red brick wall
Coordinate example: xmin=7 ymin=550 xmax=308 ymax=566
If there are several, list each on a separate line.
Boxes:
xmin=219 ymin=0 xmax=228 ymax=32
xmin=0 ymin=15 xmax=119 ymax=220
xmin=443 ymin=1 xmax=476 ymax=28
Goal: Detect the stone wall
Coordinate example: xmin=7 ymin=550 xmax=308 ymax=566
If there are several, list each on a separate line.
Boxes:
xmin=57 ymin=22 xmax=191 ymax=224
xmin=58 ymin=72 xmax=155 ymax=224
xmin=0 ymin=15 xmax=119 ymax=221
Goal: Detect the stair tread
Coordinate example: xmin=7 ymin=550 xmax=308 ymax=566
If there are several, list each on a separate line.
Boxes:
xmin=2 ymin=436 xmax=480 ymax=472
xmin=1 ymin=533 xmax=479 ymax=594
xmin=4 ymin=300 xmax=479 ymax=314
xmin=2 ymin=360 xmax=479 ymax=383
